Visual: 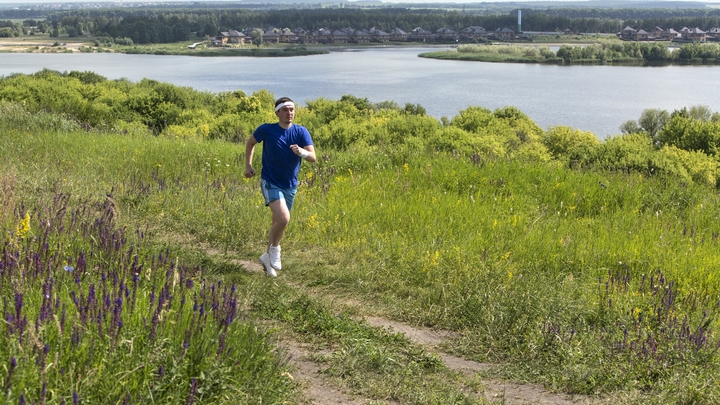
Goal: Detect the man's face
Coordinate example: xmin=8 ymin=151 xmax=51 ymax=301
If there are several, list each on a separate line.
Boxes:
xmin=276 ymin=105 xmax=295 ymax=124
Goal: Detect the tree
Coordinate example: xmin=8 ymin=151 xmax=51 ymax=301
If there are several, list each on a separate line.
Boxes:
xmin=404 ymin=103 xmax=426 ymax=116
xmin=688 ymin=105 xmax=713 ymax=122
xmin=637 ymin=108 xmax=670 ymax=143
xmin=619 ymin=120 xmax=641 ymax=135
xmin=251 ymin=29 xmax=263 ymax=46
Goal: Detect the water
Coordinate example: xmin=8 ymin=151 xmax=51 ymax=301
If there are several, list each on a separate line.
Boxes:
xmin=1 ymin=47 xmax=719 ymax=138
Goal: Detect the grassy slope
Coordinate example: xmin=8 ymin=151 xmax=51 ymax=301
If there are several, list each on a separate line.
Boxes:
xmin=4 ymin=122 xmax=720 ymax=403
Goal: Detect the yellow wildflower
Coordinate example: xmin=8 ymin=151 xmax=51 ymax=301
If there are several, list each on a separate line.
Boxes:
xmin=306 ymin=213 xmax=319 ymax=230
xmin=16 ymin=212 xmax=31 ymax=238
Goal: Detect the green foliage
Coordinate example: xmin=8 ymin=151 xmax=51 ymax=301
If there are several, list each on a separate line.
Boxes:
xmin=589 ymin=132 xmax=655 ymax=174
xmin=1 ymin=70 xmax=718 ymax=192
xmin=436 ymin=41 xmax=720 ymax=65
xmin=619 ymin=119 xmax=642 ymax=135
xmin=0 ymin=100 xmax=81 ymax=133
xmin=637 ymin=108 xmax=670 ymax=142
xmin=657 ymin=112 xmax=720 ymax=156
xmin=657 ymin=145 xmax=719 ymax=187
xmin=0 ymin=71 xmax=274 ymax=137
xmin=542 ymin=125 xmax=600 ymax=165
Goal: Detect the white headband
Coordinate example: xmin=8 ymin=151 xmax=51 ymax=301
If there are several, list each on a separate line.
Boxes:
xmin=275 ymin=101 xmax=295 ymax=112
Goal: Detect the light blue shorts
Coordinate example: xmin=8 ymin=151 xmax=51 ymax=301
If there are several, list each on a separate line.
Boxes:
xmin=260 ymin=179 xmax=298 ymax=211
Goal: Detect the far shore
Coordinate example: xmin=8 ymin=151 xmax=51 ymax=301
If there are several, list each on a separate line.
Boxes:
xmin=0 ymin=36 xmax=616 ymax=56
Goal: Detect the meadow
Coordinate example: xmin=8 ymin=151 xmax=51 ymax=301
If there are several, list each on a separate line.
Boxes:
xmin=2 ymin=71 xmax=720 ymax=404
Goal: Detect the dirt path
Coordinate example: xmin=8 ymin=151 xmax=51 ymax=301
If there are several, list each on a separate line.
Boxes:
xmin=283 ymin=341 xmax=368 ymax=405
xmin=235 ymin=258 xmax=597 ymax=405
xmin=365 ymin=317 xmax=594 ymax=405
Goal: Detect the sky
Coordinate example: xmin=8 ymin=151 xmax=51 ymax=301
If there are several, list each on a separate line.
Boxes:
xmin=0 ymin=0 xmax=718 ymax=5
xmin=0 ymin=0 xmax=706 ymax=3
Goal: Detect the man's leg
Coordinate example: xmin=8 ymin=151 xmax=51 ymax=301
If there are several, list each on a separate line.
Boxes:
xmin=267 ymin=198 xmax=290 ymax=270
xmin=268 ymin=198 xmax=290 ymax=248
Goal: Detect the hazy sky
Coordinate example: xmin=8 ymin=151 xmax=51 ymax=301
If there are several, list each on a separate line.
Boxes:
xmin=0 ymin=0 xmax=656 ymax=4
xmin=1 ymin=0 xmax=718 ymax=4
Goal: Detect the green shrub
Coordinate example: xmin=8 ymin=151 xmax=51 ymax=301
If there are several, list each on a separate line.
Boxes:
xmin=542 ymin=125 xmax=600 ymax=165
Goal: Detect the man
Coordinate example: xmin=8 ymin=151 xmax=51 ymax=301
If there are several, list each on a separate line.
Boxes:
xmin=244 ymin=97 xmax=316 ymax=277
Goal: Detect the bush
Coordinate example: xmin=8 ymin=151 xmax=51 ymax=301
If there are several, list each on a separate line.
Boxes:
xmin=542 ymin=125 xmax=600 ymax=165
xmin=590 ymin=132 xmax=655 ymax=174
xmin=657 ymin=145 xmax=719 ymax=187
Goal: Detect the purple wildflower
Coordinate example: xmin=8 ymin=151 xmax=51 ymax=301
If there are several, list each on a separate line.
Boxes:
xmin=185 ymin=378 xmax=198 ymax=405
xmin=183 ymin=329 xmax=190 ymax=350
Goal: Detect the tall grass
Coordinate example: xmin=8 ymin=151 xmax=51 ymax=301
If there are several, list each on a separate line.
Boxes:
xmin=0 ymin=136 xmax=295 ymax=403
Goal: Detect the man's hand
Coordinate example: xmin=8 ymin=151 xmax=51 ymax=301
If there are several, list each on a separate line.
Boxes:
xmin=244 ymin=166 xmax=256 ymax=178
xmin=290 ymin=144 xmax=303 ymax=156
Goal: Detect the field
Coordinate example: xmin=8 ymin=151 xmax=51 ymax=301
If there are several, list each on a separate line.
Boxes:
xmin=2 ymin=75 xmax=720 ymax=404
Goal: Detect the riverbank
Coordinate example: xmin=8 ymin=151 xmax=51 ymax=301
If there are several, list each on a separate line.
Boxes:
xmin=0 ymin=37 xmax=331 ymax=56
xmin=0 ymin=34 xmax=610 ymax=57
xmin=420 ymin=42 xmax=720 ymax=66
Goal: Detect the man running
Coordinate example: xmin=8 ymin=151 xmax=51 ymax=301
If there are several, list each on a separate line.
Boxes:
xmin=244 ymin=97 xmax=316 ymax=277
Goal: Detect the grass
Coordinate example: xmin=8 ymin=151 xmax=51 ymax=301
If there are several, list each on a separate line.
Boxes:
xmin=420 ymin=44 xmax=564 ymax=64
xmin=0 ymin=126 xmax=492 ymax=403
xmin=4 ymin=104 xmax=720 ymax=403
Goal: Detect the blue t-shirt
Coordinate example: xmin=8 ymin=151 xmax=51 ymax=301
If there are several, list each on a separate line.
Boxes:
xmin=252 ymin=123 xmax=313 ymax=189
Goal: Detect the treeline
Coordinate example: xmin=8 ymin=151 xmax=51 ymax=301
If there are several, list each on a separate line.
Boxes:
xmin=451 ymin=42 xmax=720 ymax=65
xmin=24 ymin=8 xmax=718 ymax=44
xmin=1 ymin=69 xmax=719 ymax=189
xmin=0 ymin=20 xmax=31 ymax=37
xmin=625 ymin=15 xmax=720 ymax=31
xmin=555 ymin=41 xmax=720 ymax=63
xmin=530 ymin=7 xmax=720 ymax=20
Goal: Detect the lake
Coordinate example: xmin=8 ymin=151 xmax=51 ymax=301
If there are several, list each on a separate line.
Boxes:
xmin=1 ymin=47 xmax=719 ymax=138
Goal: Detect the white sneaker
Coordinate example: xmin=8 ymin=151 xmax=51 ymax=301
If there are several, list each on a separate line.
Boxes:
xmin=259 ymin=253 xmax=277 ymax=277
xmin=269 ymin=245 xmax=282 ymax=270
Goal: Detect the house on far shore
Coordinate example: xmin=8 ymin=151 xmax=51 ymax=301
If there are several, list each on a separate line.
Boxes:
xmin=262 ymin=29 xmax=280 ymax=44
xmin=389 ymin=28 xmax=408 ymax=42
xmin=620 ymin=26 xmax=636 ymax=40
xmin=348 ymin=28 xmax=372 ymax=43
xmin=277 ymin=28 xmax=297 ymax=43
xmin=680 ymin=27 xmax=707 ymax=42
xmin=490 ymin=27 xmax=516 ymax=41
xmin=294 ymin=27 xmax=311 ymax=44
xmin=635 ymin=29 xmax=649 ymax=41
xmin=460 ymin=26 xmax=486 ymax=40
xmin=212 ymin=29 xmax=245 ymax=46
xmin=436 ymin=27 xmax=458 ymax=41
xmin=369 ymin=27 xmax=390 ymax=42
xmin=709 ymin=27 xmax=720 ymax=41
xmin=661 ymin=28 xmax=680 ymax=41
xmin=315 ymin=28 xmax=332 ymax=44
xmin=408 ymin=27 xmax=433 ymax=42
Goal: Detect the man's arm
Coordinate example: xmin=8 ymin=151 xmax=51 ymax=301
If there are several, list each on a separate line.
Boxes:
xmin=245 ymin=136 xmax=258 ymax=178
xmin=290 ymin=144 xmax=316 ymax=163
